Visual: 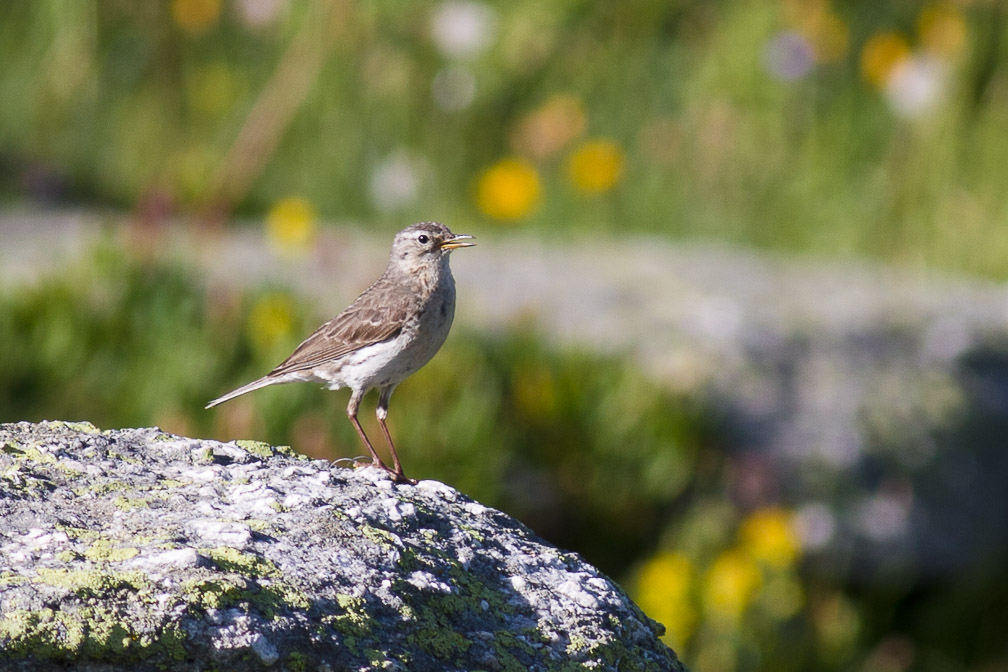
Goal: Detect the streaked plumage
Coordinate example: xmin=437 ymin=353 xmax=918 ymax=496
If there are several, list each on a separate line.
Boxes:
xmin=207 ymin=221 xmax=475 ymax=483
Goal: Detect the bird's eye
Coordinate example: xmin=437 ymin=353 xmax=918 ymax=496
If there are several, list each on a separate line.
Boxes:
xmin=417 ymin=234 xmax=429 ymax=245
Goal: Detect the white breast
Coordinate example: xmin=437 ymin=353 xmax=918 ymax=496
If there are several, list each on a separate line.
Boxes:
xmin=313 ymin=269 xmax=457 ymax=393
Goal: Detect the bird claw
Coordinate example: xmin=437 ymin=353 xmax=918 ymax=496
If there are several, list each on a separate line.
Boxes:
xmin=389 ymin=469 xmax=417 ymax=486
xmin=373 ymin=462 xmax=416 ymax=485
xmin=344 ymin=458 xmax=415 ymax=485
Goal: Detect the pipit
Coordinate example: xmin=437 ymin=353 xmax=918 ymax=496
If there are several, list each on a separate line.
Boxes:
xmin=207 ymin=221 xmax=475 ymax=483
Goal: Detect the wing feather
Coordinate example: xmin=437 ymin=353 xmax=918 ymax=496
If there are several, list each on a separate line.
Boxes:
xmin=266 ymin=281 xmax=417 ymax=377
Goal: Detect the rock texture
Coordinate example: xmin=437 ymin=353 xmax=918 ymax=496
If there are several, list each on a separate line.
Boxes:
xmin=0 ymin=421 xmax=683 ymax=672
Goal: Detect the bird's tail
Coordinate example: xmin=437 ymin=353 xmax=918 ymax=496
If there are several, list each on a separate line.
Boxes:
xmin=205 ymin=376 xmax=279 ymax=409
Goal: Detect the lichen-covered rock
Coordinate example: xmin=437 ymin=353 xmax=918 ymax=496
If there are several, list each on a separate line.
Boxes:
xmin=0 ymin=421 xmax=684 ymax=672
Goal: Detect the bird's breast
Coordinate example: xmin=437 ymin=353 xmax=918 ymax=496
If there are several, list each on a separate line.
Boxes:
xmin=409 ymin=276 xmax=456 ymax=349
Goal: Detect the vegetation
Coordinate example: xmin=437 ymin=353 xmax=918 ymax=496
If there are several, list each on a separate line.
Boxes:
xmin=2 ymin=2 xmax=1007 ymax=671
xmin=2 ymin=1 xmax=1007 ymax=274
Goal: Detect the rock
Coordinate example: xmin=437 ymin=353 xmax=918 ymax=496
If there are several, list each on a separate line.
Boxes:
xmin=0 ymin=421 xmax=684 ymax=672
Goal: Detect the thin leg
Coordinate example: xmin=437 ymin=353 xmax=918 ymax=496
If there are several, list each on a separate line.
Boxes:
xmin=377 ymin=386 xmax=413 ymax=484
xmin=347 ymin=390 xmax=385 ymax=468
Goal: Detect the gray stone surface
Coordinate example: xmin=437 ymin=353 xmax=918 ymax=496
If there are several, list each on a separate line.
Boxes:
xmin=0 ymin=420 xmax=683 ymax=671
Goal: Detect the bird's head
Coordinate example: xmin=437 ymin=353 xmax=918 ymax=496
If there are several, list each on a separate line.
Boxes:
xmin=390 ymin=222 xmax=476 ymax=270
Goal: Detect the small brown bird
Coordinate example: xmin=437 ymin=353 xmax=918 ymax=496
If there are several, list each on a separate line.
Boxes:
xmin=207 ymin=221 xmax=475 ymax=483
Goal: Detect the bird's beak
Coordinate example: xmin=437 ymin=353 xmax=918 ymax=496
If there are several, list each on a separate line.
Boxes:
xmin=440 ymin=233 xmax=476 ymax=250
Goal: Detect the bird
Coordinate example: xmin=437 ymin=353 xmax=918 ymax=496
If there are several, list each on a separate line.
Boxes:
xmin=207 ymin=221 xmax=475 ymax=484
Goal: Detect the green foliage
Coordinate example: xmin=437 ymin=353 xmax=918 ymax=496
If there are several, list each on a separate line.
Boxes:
xmin=2 ymin=2 xmax=1008 ymax=274
xmin=4 ymin=1 xmax=1008 ymax=669
xmin=0 ymin=243 xmax=222 ymax=425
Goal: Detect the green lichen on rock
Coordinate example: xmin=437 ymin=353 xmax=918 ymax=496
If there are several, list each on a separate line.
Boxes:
xmin=0 ymin=421 xmax=686 ymax=671
xmin=113 ymin=494 xmax=151 ymax=511
xmin=0 ymin=606 xmax=188 ymax=665
xmin=15 ymin=445 xmax=57 ymax=464
xmin=33 ymin=567 xmax=147 ymax=592
xmin=0 ymin=608 xmax=85 ymax=659
xmin=234 ymin=439 xmax=274 ymax=459
xmin=83 ymin=539 xmax=140 ymax=563
xmin=231 ymin=438 xmax=304 ymax=462
xmin=272 ymin=444 xmax=302 ymax=459
xmin=180 ymin=576 xmax=254 ymax=612
xmin=192 ymin=446 xmax=214 ymax=464
xmin=204 ymin=546 xmax=276 ymax=577
xmin=48 ymin=420 xmax=101 ymax=434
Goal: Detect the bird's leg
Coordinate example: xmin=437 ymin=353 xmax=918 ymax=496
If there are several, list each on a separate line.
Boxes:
xmin=377 ymin=386 xmax=414 ymax=484
xmin=346 ymin=391 xmax=386 ymax=469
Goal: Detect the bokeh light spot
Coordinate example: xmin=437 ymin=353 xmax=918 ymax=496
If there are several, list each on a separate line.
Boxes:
xmin=475 ymin=158 xmax=541 ymax=221
xmin=267 ymin=197 xmax=317 ymax=256
xmin=566 ymin=139 xmax=625 ymax=194
xmin=634 ymin=551 xmax=697 ymax=649
xmin=918 ymin=3 xmax=967 ymax=57
xmin=247 ymin=292 xmax=296 ymax=355
xmin=739 ymin=507 xmax=801 ymax=569
xmin=703 ymin=550 xmax=762 ymax=622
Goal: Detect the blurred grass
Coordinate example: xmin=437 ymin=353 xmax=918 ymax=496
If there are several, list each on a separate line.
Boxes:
xmin=3 ymin=1 xmax=1008 ymax=670
xmin=1 ymin=1 xmax=1007 ymax=274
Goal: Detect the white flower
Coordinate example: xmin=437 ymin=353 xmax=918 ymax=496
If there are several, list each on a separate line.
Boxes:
xmin=885 ymin=54 xmax=947 ymax=118
xmin=234 ymin=0 xmax=287 ymax=29
xmin=369 ymin=151 xmax=427 ymax=212
xmin=430 ymin=1 xmax=498 ymax=59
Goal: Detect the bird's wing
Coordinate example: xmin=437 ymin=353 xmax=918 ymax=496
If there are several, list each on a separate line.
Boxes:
xmin=266 ymin=286 xmax=416 ymax=377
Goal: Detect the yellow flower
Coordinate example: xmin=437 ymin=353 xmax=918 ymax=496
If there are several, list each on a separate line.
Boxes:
xmin=918 ymin=3 xmax=967 ymax=57
xmin=860 ymin=32 xmax=910 ymax=88
xmin=566 ymin=139 xmax=625 ymax=194
xmin=247 ymin=292 xmax=296 ymax=355
xmin=634 ymin=552 xmax=697 ymax=649
xmin=267 ymin=197 xmax=317 ymax=256
xmin=171 ymin=0 xmax=221 ymax=35
xmin=703 ymin=550 xmax=761 ymax=622
xmin=475 ymin=158 xmax=541 ymax=221
xmin=739 ymin=507 xmax=801 ymax=569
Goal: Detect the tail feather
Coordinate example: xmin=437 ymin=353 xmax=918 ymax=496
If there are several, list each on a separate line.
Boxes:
xmin=205 ymin=376 xmax=280 ymax=409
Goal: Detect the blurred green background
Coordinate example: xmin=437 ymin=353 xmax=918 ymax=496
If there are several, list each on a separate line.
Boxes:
xmin=2 ymin=1 xmax=1008 ymax=671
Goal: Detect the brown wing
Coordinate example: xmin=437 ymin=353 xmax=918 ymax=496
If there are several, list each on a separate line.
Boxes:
xmin=266 ymin=281 xmax=417 ymax=377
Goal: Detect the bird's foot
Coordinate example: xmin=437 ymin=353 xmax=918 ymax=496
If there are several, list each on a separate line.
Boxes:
xmin=387 ymin=467 xmax=417 ymax=486
xmin=345 ymin=457 xmax=414 ymax=484
xmin=371 ymin=462 xmax=415 ymax=485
